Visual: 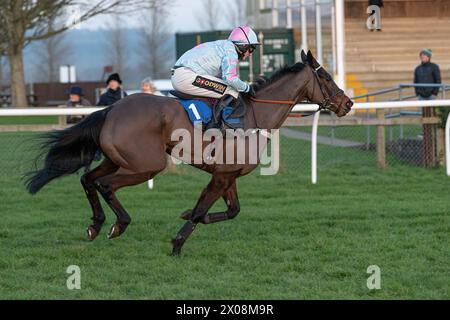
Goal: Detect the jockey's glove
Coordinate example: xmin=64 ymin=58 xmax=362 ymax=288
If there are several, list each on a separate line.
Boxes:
xmin=243 ymin=84 xmax=256 ymax=98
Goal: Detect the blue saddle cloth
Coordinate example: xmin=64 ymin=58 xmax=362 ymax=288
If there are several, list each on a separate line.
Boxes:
xmin=178 ymin=99 xmax=242 ymax=126
xmin=178 ymin=99 xmax=212 ymax=125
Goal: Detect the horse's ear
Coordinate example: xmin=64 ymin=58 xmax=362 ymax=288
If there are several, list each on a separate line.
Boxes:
xmin=307 ymin=50 xmax=319 ymax=65
xmin=301 ymin=50 xmax=307 ymax=63
xmin=307 ymin=50 xmax=314 ymax=62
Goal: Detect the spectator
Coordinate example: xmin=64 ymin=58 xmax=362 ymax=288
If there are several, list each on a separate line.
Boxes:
xmin=97 ymin=73 xmax=127 ymax=106
xmin=368 ymin=0 xmax=383 ymax=32
xmin=65 ymin=86 xmax=91 ymax=124
xmin=414 ymin=48 xmax=441 ymax=100
xmin=369 ymin=0 xmax=383 ymax=8
xmin=141 ymin=77 xmax=162 ymax=95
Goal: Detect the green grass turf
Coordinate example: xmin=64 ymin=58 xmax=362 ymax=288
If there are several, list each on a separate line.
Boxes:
xmin=0 ymin=116 xmax=59 ymax=125
xmin=0 ymin=132 xmax=449 ymax=299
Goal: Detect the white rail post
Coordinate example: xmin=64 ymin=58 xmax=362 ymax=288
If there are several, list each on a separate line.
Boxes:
xmin=311 ymin=110 xmax=320 ymax=184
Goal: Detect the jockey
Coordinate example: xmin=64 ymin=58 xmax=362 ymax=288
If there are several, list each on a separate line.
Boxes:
xmin=171 ymin=26 xmax=260 ymax=129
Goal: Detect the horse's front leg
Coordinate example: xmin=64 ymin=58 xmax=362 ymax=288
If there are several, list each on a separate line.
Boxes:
xmin=180 ymin=182 xmax=240 ymax=224
xmin=171 ymin=174 xmax=236 ymax=256
xmin=202 ymin=182 xmax=240 ymax=224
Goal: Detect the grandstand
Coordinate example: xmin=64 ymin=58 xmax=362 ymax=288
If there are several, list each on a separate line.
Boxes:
xmin=248 ymin=0 xmax=450 ymax=101
xmin=346 ymin=17 xmax=450 ymax=101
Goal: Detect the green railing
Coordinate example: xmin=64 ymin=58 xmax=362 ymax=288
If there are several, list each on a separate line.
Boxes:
xmin=352 ymin=83 xmax=450 ymax=102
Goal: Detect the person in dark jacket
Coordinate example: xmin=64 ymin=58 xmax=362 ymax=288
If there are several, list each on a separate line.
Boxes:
xmin=97 ymin=73 xmax=127 ymax=106
xmin=368 ymin=0 xmax=383 ymax=31
xmin=65 ymin=86 xmax=92 ymax=124
xmin=414 ymin=48 xmax=441 ymax=100
xmin=369 ymin=0 xmax=383 ymax=6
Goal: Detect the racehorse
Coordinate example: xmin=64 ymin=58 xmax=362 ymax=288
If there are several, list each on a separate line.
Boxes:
xmin=25 ymin=50 xmax=353 ymax=256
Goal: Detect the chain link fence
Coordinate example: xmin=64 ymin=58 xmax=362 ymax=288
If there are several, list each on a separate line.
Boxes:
xmin=0 ymin=131 xmax=42 ymax=180
xmin=0 ymin=111 xmax=446 ymax=183
xmin=279 ymin=110 xmax=445 ymax=177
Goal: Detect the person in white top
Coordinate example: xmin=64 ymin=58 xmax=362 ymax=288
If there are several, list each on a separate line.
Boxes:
xmin=141 ymin=77 xmax=163 ymax=96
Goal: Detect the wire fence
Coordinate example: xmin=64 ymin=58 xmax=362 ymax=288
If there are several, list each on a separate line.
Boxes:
xmin=280 ymin=111 xmax=445 ymax=177
xmin=0 ymin=114 xmax=445 ymax=183
xmin=281 ymin=123 xmax=436 ymax=167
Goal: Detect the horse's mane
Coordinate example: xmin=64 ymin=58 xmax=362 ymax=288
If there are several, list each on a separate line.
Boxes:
xmin=252 ymin=62 xmax=306 ymax=92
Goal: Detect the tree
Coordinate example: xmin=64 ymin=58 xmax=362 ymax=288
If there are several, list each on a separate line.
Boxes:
xmin=197 ymin=0 xmax=222 ymax=30
xmin=0 ymin=16 xmax=9 ymax=91
xmin=140 ymin=0 xmax=172 ymax=79
xmin=34 ymin=22 xmax=72 ymax=82
xmin=0 ymin=0 xmax=147 ymax=107
xmin=105 ymin=14 xmax=128 ymax=79
xmin=0 ymin=56 xmax=5 ymax=88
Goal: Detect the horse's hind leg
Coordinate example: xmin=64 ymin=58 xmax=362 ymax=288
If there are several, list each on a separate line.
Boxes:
xmin=95 ymin=169 xmax=163 ymax=239
xmin=80 ymin=159 xmax=118 ymax=241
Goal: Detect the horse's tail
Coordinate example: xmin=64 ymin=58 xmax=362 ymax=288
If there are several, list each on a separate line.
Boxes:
xmin=25 ymin=107 xmax=112 ymax=195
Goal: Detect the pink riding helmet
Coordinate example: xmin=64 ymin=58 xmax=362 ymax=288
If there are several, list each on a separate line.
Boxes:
xmin=228 ymin=26 xmax=260 ymax=45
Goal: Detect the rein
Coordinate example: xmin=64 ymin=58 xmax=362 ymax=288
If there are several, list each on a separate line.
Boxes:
xmin=249 ymin=64 xmax=343 ymax=121
xmin=249 ymin=97 xmax=323 ymax=118
xmin=249 ymin=95 xmax=321 ymax=129
xmin=250 ymin=97 xmax=296 ymax=105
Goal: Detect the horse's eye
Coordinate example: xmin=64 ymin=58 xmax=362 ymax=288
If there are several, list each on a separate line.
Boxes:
xmin=325 ymin=74 xmax=332 ymax=81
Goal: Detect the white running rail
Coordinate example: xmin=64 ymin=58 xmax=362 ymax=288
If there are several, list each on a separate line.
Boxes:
xmin=294 ymin=100 xmax=450 ymax=183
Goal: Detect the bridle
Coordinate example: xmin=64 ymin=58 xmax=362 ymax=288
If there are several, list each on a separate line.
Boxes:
xmin=250 ymin=63 xmax=344 ymax=117
xmin=309 ymin=65 xmax=344 ymax=111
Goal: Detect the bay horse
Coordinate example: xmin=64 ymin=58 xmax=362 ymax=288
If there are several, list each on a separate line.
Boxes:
xmin=25 ymin=50 xmax=353 ymax=256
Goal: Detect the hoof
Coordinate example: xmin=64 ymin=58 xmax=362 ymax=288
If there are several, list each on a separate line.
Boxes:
xmin=171 ymin=238 xmax=183 ymax=256
xmin=180 ymin=209 xmax=193 ymax=220
xmin=107 ymin=222 xmax=128 ymax=239
xmin=86 ymin=226 xmax=100 ymax=241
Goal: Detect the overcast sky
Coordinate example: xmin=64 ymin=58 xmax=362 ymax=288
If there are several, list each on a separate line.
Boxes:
xmin=79 ymin=0 xmax=232 ymax=32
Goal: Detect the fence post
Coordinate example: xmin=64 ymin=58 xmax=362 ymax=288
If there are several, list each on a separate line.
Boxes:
xmin=376 ymin=108 xmax=386 ymax=169
xmin=58 ymin=115 xmax=67 ymax=126
xmin=57 ymin=105 xmax=67 ymax=126
xmin=436 ymin=127 xmax=445 ymax=166
xmin=422 ymin=106 xmax=436 ymax=167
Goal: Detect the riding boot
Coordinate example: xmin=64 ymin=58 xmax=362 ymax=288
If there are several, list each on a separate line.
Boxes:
xmin=206 ymin=94 xmax=235 ymax=130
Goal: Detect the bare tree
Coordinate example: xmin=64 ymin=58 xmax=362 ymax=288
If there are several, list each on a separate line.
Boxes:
xmin=197 ymin=0 xmax=222 ymax=30
xmin=105 ymin=14 xmax=128 ymax=79
xmin=140 ymin=0 xmax=172 ymax=79
xmin=0 ymin=0 xmax=148 ymax=107
xmin=0 ymin=21 xmax=9 ymax=90
xmin=0 ymin=56 xmax=5 ymax=88
xmin=227 ymin=0 xmax=247 ymax=27
xmin=34 ymin=22 xmax=73 ymax=82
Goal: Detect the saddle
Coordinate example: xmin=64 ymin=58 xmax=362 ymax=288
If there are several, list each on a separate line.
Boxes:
xmin=171 ymin=90 xmax=218 ymax=107
xmin=171 ymin=90 xmax=246 ymax=129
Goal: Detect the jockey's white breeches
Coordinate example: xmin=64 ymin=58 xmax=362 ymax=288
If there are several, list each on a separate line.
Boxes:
xmin=171 ymin=67 xmax=239 ymax=99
